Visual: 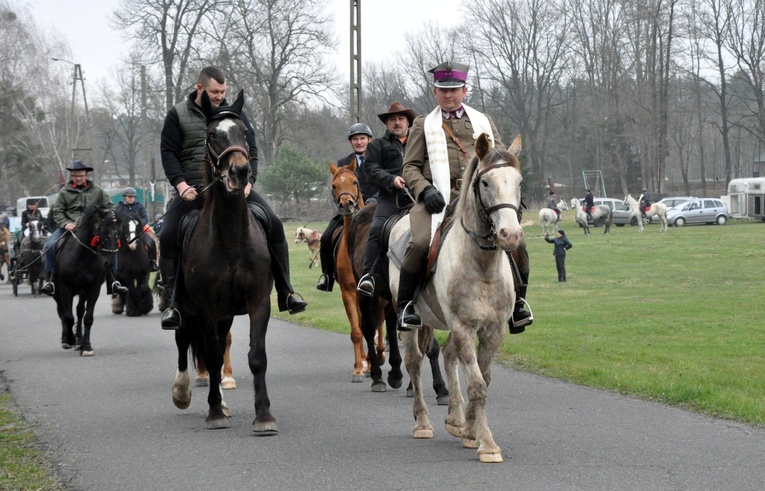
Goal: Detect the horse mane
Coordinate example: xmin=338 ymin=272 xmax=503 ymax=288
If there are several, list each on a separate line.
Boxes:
xmin=76 ymin=204 xmax=102 ymax=238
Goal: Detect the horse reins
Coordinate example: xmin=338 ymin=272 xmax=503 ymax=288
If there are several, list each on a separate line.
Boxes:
xmin=460 ymin=161 xmax=521 ymax=251
xmin=333 ymin=168 xmax=361 ymax=216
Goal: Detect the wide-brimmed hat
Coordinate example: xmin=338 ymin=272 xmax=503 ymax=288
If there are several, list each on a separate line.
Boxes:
xmin=429 ymin=61 xmax=469 ymax=88
xmin=66 ymin=160 xmax=94 ymax=172
xmin=377 ymin=102 xmax=416 ymax=126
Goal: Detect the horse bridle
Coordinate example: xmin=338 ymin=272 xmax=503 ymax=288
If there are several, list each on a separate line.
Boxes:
xmin=461 ymin=161 xmax=521 ymax=251
xmin=206 ymin=142 xmax=250 ymax=181
xmin=333 ymin=168 xmax=361 ymax=217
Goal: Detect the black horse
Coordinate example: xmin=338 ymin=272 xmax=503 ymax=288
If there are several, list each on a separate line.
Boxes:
xmin=171 ymin=90 xmax=276 ymax=433
xmin=112 ymin=211 xmax=154 ymax=317
xmin=18 ymin=219 xmax=46 ymax=295
xmin=53 ymin=204 xmax=123 ymax=356
xmin=352 ymin=206 xmax=448 ymax=403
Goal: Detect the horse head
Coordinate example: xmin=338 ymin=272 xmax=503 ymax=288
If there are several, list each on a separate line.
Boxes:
xmin=28 ymin=219 xmax=42 ymax=244
xmin=570 ymin=197 xmax=580 ymax=209
xmin=459 ymin=133 xmax=524 ymax=252
xmin=88 ymin=206 xmax=122 ymax=262
xmin=121 ymin=212 xmax=142 ymax=251
xmin=329 ymin=161 xmax=362 ymax=216
xmin=200 ymin=89 xmax=251 ymax=192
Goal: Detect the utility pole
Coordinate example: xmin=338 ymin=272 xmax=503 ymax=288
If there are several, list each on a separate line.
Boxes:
xmin=52 ymin=58 xmax=95 ymax=182
xmin=349 ymin=0 xmax=361 ymax=124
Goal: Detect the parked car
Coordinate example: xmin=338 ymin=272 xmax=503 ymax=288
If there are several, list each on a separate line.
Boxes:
xmin=650 ymin=196 xmax=695 ymax=223
xmin=581 ymin=197 xmax=638 ymax=226
xmin=667 ymin=198 xmax=729 ymax=226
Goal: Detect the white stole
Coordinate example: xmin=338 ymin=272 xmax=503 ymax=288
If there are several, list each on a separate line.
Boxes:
xmin=423 ymin=104 xmax=493 ymax=243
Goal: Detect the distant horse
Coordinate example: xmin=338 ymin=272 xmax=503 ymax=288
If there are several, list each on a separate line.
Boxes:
xmin=171 ymin=90 xmax=275 ymax=432
xmin=18 ymin=220 xmax=46 ymax=295
xmin=538 ymin=208 xmax=560 ymax=235
xmin=0 ymin=225 xmax=11 ymax=282
xmin=53 ymin=205 xmax=123 ymax=356
xmin=294 ymin=226 xmax=321 ymax=268
xmin=387 ymin=134 xmax=524 ymax=463
xmin=624 ymin=194 xmax=667 ymax=232
xmin=570 ymin=197 xmax=613 ymax=234
xmin=112 ymin=212 xmax=154 ymax=316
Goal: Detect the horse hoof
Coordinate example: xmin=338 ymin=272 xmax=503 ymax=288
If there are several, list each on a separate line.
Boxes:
xmin=478 ymin=449 xmax=503 ymax=463
xmin=195 ymin=376 xmax=209 ymax=387
xmin=252 ymin=421 xmax=278 ymax=435
xmin=387 ymin=375 xmax=403 ymax=390
xmin=436 ymin=394 xmax=450 ymax=406
xmin=206 ymin=417 xmax=230 ymax=430
xmin=445 ymin=423 xmax=463 ymax=438
xmin=61 ymin=343 xmax=73 ymax=350
xmin=73 ymin=344 xmax=81 ymax=351
xmin=351 ymin=373 xmax=365 ymax=383
xmin=221 ymin=377 xmax=237 ymax=390
xmin=371 ymin=381 xmax=387 ymax=393
xmin=462 ymin=438 xmax=479 ymax=449
xmin=406 ymin=388 xmax=414 ymax=397
xmin=81 ymin=350 xmax=94 ymax=357
xmin=413 ymin=426 xmax=434 ymax=439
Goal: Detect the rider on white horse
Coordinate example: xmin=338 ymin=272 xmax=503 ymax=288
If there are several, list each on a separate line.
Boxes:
xmin=584 ymin=189 xmax=595 ymax=222
xmin=638 ymin=188 xmax=651 ymax=219
xmin=545 ymin=191 xmax=561 ymax=223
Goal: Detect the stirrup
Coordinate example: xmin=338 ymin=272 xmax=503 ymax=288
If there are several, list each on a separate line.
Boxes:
xmin=356 ymin=274 xmax=375 ymax=297
xmin=511 ymin=298 xmax=534 ymax=331
xmin=161 ymin=307 xmax=182 ymax=330
xmin=397 ymin=301 xmax=421 ymax=332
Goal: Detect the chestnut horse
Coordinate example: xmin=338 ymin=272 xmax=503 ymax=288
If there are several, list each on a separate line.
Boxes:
xmin=171 ymin=90 xmax=274 ymax=432
xmin=329 ymin=161 xmax=385 ymax=382
xmin=388 ymin=134 xmax=524 ymax=463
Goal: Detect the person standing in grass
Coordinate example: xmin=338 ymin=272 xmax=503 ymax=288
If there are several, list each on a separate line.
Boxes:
xmin=544 ymin=229 xmax=573 ymax=282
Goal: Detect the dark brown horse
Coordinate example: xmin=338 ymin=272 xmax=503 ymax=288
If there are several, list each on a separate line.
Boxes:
xmin=171 ymin=90 xmax=275 ymax=432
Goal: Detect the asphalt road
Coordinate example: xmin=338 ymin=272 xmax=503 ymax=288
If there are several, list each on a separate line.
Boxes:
xmin=1 ymin=281 xmax=763 ymax=491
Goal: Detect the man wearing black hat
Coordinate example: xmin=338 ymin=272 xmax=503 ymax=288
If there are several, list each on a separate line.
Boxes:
xmin=40 ymin=160 xmax=126 ymax=296
xmin=356 ymin=102 xmax=416 ymax=296
xmin=159 ymin=66 xmax=306 ymax=329
xmin=395 ymin=61 xmax=533 ymax=333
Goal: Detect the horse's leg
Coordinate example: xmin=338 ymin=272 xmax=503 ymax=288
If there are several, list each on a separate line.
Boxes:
xmin=340 ymin=283 xmax=366 ymax=382
xmin=442 ymin=331 xmax=466 ymax=439
xmin=111 ymin=289 xmax=125 ymax=315
xmin=196 ymin=358 xmax=210 ymax=387
xmin=204 ymin=318 xmax=231 ymax=429
xmin=173 ymin=327 xmax=193 ymax=410
xmin=359 ymin=294 xmax=386 ymax=391
xmin=74 ymin=295 xmax=86 ymax=351
xmin=248 ymin=300 xmax=277 ymax=435
xmin=221 ymin=331 xmax=236 ymax=390
xmin=384 ymin=303 xmax=403 ymax=390
xmin=57 ymin=292 xmax=76 ymax=350
xmin=470 ymin=324 xmax=505 ymax=463
xmin=79 ymin=286 xmax=99 ymax=357
xmin=427 ymin=337 xmax=449 ymax=405
xmin=403 ymin=329 xmax=433 ymax=439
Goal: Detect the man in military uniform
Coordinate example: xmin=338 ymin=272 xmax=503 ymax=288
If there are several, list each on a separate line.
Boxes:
xmin=396 ymin=61 xmax=533 ymax=333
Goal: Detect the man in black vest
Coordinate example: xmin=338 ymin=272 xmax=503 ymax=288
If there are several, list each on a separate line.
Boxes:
xmin=158 ymin=66 xmax=306 ymax=329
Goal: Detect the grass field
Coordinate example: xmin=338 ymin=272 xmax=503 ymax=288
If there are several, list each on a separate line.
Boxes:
xmin=280 ymin=211 xmax=765 ymax=425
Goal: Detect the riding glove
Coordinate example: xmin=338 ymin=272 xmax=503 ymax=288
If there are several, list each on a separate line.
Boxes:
xmin=420 ymin=185 xmax=446 ymax=214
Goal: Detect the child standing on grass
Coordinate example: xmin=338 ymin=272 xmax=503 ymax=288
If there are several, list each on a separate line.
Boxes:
xmin=544 ymin=229 xmax=573 ymax=282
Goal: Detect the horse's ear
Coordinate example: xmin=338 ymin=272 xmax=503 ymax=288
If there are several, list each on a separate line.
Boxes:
xmin=231 ymin=89 xmax=245 ymax=115
xmin=330 ymin=162 xmax=337 ymax=174
xmin=508 ymin=135 xmax=522 ymax=157
xmin=200 ymin=90 xmax=214 ymax=119
xmin=348 ymin=158 xmax=357 ymax=173
xmin=475 ymin=133 xmax=491 ymax=159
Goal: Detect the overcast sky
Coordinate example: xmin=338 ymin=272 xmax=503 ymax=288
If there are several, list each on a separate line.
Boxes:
xmin=28 ymin=0 xmax=461 ymax=87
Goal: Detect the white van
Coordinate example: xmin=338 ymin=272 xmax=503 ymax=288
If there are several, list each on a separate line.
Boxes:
xmin=16 ymin=196 xmax=51 ymax=218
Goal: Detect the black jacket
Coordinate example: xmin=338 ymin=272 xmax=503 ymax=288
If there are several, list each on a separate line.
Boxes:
xmin=364 ymin=130 xmax=411 ymax=205
xmin=545 ymin=234 xmax=573 ymax=256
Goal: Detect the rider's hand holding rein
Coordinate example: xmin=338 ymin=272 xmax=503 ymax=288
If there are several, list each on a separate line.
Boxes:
xmin=64 ymin=222 xmax=77 ymax=232
xmin=177 ymin=181 xmax=198 ymax=201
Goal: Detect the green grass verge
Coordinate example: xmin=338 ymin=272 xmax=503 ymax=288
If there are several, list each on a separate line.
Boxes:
xmin=0 ymin=390 xmax=63 ymax=490
xmin=278 ymin=214 xmax=765 ymax=425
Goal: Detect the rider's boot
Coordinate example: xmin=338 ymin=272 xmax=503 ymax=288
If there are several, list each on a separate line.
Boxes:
xmin=160 ymin=257 xmax=182 ymax=330
xmin=40 ymin=272 xmax=55 ymax=297
xmin=508 ymin=252 xmax=533 ymax=334
xmin=396 ymin=269 xmax=422 ymax=332
xmin=271 ymin=239 xmax=307 ymax=315
xmin=356 ymin=273 xmax=375 ymax=297
xmin=315 ymin=237 xmax=334 ymax=292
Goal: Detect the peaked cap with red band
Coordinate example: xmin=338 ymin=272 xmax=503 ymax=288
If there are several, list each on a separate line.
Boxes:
xmin=429 ymin=61 xmax=469 ymax=88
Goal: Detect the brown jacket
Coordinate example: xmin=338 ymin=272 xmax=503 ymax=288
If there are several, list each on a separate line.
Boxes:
xmin=402 ymin=112 xmax=502 ymax=203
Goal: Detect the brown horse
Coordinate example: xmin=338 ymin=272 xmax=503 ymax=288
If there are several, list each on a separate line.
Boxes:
xmin=329 ymin=161 xmax=386 ymax=382
xmin=0 ymin=225 xmax=11 ymax=282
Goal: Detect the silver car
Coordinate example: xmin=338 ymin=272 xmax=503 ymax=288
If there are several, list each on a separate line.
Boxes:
xmin=667 ymin=198 xmax=729 ymax=226
xmin=651 ymin=196 xmax=695 ymax=223
xmin=583 ymin=198 xmax=638 ymax=226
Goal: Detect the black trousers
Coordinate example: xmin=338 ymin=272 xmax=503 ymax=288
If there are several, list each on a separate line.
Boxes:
xmin=362 ymin=197 xmax=401 ymax=276
xmin=319 ymin=214 xmax=343 ymax=276
xmin=555 ymin=255 xmax=566 ymax=281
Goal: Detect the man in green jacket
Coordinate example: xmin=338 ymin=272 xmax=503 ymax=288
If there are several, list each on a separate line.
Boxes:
xmin=40 ymin=160 xmax=126 ymax=296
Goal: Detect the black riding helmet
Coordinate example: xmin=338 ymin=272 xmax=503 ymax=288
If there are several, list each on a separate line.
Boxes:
xmin=347 ymin=123 xmax=373 ymax=140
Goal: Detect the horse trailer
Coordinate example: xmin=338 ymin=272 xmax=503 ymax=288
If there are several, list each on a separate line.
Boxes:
xmin=726 ymin=178 xmax=765 ymax=220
